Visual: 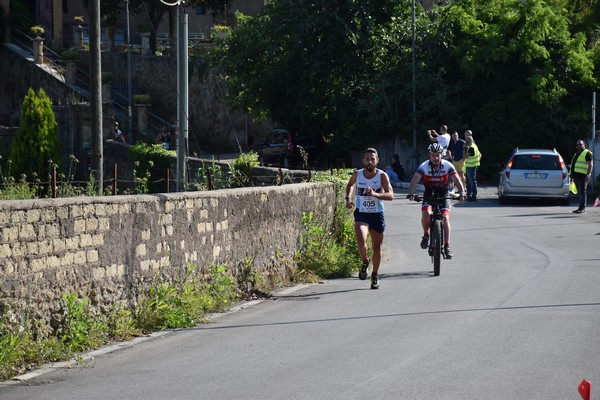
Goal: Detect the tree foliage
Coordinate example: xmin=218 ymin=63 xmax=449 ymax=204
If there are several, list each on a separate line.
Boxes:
xmin=416 ymin=0 xmax=596 ymax=176
xmin=217 ymin=0 xmax=406 ymax=152
xmin=9 ymin=88 xmax=62 ymax=180
xmin=217 ymin=0 xmax=597 ymax=175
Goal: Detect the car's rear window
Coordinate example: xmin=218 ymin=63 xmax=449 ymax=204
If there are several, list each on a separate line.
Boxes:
xmin=268 ymin=131 xmax=288 ymax=144
xmin=511 ymin=154 xmax=562 ymax=170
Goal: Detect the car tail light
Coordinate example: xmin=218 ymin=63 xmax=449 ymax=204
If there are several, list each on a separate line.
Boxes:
xmin=558 ymin=156 xmax=567 ymax=179
xmin=505 ymin=158 xmax=514 ymax=179
xmin=287 ymin=131 xmax=293 ymax=152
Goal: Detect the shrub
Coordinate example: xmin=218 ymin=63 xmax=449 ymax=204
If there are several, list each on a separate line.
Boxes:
xmin=9 ymin=88 xmax=62 ymax=182
xmin=60 ymin=293 xmax=108 ymax=352
xmin=130 ymin=143 xmax=173 ymax=193
xmin=0 ymin=264 xmax=237 ymax=381
xmin=228 ymin=151 xmax=259 ymax=187
xmin=295 ymin=211 xmax=358 ymax=279
xmin=135 ymin=264 xmax=237 ymax=331
xmin=61 ymin=49 xmax=79 ymax=60
xmin=294 ymin=169 xmax=361 ymax=278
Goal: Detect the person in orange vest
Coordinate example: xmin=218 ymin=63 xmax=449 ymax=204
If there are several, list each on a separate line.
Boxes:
xmin=569 ymin=139 xmax=594 ymax=214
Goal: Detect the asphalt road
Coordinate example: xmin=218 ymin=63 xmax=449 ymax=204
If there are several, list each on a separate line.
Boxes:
xmin=2 ymin=187 xmax=599 ymax=400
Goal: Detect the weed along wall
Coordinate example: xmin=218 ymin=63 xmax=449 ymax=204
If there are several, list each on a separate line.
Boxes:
xmin=0 ymin=182 xmax=336 ymax=327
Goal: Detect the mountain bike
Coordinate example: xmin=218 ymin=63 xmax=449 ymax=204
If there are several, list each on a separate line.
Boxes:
xmin=409 ymin=193 xmax=452 ymax=276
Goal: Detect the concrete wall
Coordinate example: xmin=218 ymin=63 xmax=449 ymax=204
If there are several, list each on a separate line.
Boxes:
xmin=0 ymin=182 xmax=336 ymax=329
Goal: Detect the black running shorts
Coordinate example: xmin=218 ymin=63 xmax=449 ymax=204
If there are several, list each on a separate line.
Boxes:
xmin=353 ymin=210 xmax=386 ymax=233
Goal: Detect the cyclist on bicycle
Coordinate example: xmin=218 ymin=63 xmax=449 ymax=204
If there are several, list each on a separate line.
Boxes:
xmin=406 ymin=143 xmax=465 ymax=259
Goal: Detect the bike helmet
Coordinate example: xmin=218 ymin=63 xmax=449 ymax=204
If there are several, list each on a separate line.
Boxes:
xmin=427 ymin=143 xmax=443 ymax=154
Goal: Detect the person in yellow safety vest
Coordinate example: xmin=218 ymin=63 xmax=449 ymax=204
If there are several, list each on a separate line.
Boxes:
xmin=569 ymin=139 xmax=594 ymax=214
xmin=464 ymin=134 xmax=481 ymax=201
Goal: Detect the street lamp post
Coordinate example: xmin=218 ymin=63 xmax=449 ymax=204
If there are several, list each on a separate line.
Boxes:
xmin=126 ymin=0 xmax=133 ymax=142
xmin=592 ymin=92 xmax=596 ymax=191
xmin=90 ymin=0 xmax=103 ymax=194
xmin=176 ymin=5 xmax=188 ymax=191
xmin=160 ymin=0 xmax=188 ymax=192
xmin=410 ymin=0 xmax=419 ymax=172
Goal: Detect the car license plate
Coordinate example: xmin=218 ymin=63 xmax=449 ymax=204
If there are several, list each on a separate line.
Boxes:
xmin=525 ymin=173 xmax=547 ymax=179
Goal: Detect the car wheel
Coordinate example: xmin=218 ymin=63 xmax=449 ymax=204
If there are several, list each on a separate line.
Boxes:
xmin=499 ymin=195 xmax=508 ymax=205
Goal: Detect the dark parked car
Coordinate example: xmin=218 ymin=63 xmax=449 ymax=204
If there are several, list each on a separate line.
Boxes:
xmin=258 ymin=129 xmax=320 ymax=168
xmin=497 ymin=148 xmax=569 ymax=205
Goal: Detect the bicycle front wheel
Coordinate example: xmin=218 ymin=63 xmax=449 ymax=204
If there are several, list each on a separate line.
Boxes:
xmin=431 ymin=219 xmax=442 ymax=276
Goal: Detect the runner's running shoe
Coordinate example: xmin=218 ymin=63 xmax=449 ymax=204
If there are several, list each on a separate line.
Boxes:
xmin=370 ymin=273 xmax=379 ymax=289
xmin=359 ymin=259 xmax=370 ymax=280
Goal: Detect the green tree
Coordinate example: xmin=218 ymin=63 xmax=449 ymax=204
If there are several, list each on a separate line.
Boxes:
xmin=431 ymin=0 xmax=596 ymax=177
xmin=217 ymin=0 xmax=597 ymax=170
xmin=217 ymin=0 xmax=404 ymax=154
xmin=9 ymin=88 xmax=62 ymax=180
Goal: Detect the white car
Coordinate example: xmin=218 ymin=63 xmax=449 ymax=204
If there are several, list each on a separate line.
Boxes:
xmin=498 ymin=148 xmax=570 ymax=205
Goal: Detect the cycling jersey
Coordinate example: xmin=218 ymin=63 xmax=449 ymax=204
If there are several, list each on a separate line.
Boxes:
xmin=416 ymin=159 xmax=457 ymax=197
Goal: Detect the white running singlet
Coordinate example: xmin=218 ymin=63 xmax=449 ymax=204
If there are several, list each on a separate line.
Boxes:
xmin=355 ymin=169 xmax=385 ymax=213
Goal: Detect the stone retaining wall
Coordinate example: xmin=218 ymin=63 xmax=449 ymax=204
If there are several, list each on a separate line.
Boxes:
xmin=0 ymin=182 xmax=336 ymax=328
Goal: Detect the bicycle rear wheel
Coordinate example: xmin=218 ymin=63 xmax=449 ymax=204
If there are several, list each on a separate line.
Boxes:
xmin=431 ymin=219 xmax=442 ymax=276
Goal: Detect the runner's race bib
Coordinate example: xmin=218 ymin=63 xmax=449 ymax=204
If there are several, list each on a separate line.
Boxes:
xmin=357 ymin=195 xmax=383 ymax=213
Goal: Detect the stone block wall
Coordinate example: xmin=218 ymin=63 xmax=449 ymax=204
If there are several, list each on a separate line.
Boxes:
xmin=0 ymin=182 xmax=336 ymax=328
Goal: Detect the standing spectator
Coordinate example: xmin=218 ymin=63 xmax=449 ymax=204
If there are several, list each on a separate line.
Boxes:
xmin=437 ymin=125 xmax=451 ymax=158
xmin=345 ymin=148 xmax=394 ymax=289
xmin=427 ymin=129 xmax=438 ymax=143
xmin=447 ymin=131 xmax=466 ymax=190
xmin=428 ymin=126 xmax=451 ymax=158
xmin=114 ymin=122 xmax=126 ymax=143
xmin=385 ymin=154 xmax=405 ymax=184
xmin=464 ymin=134 xmax=481 ymax=201
xmin=569 ymin=139 xmax=594 ymax=214
xmin=156 ymin=125 xmax=173 ymax=150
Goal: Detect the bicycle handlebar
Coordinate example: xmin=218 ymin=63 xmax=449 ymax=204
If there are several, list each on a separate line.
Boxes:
xmin=406 ymin=193 xmax=463 ymax=203
xmin=406 ymin=194 xmax=422 ymax=202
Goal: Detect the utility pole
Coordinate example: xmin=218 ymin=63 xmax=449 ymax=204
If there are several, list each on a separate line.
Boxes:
xmin=410 ymin=0 xmax=419 ymax=172
xmin=126 ymin=0 xmax=133 ymax=143
xmin=592 ymin=92 xmax=596 ymax=191
xmin=176 ymin=4 xmax=188 ymax=192
xmin=90 ymin=0 xmax=103 ymax=194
